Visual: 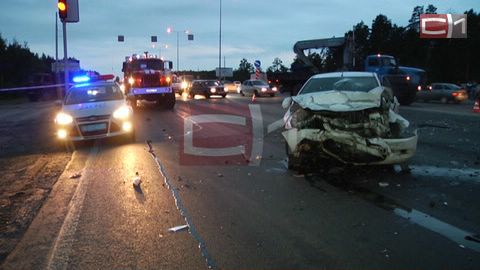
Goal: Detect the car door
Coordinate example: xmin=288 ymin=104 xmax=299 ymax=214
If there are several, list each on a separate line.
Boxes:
xmin=241 ymin=81 xmax=251 ymax=95
xmin=431 ymin=84 xmax=443 ymax=100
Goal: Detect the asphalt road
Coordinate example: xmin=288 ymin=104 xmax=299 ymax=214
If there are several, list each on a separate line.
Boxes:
xmin=2 ymin=94 xmax=480 ymax=269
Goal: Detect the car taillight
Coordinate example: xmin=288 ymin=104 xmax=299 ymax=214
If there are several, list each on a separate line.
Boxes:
xmin=452 ymin=92 xmax=459 ymax=96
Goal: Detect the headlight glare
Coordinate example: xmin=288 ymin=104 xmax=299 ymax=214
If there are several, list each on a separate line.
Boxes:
xmin=113 ymin=106 xmax=131 ymax=119
xmin=56 ymin=112 xmax=73 ymax=125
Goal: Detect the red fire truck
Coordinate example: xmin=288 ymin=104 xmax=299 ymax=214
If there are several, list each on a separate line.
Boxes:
xmin=122 ymin=53 xmax=175 ymax=110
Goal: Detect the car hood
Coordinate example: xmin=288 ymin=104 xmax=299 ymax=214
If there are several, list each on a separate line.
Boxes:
xmin=292 ymin=87 xmax=384 ymax=112
xmin=62 ymin=100 xmax=125 ymax=118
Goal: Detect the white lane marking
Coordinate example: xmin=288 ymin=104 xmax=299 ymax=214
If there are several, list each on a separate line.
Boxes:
xmin=47 ymin=142 xmax=99 ymax=270
xmin=395 ymin=208 xmax=480 ymax=252
xmin=249 ymin=104 xmax=263 ymax=166
xmin=267 ymin=118 xmax=284 ymax=134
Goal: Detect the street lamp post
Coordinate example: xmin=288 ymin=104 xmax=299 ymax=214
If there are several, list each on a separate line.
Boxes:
xmin=167 ymin=27 xmax=190 ymax=73
xmin=219 ymin=0 xmax=222 ymax=81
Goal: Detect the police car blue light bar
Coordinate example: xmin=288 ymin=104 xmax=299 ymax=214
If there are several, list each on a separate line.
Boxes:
xmin=72 ymin=75 xmax=91 ymax=83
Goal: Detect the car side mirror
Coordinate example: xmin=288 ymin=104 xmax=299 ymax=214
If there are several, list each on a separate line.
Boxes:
xmin=282 ymin=97 xmax=292 ymax=109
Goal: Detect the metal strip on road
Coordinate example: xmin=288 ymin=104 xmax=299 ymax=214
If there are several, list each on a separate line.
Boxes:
xmin=146 ymin=141 xmax=217 ymax=270
xmin=249 ymin=104 xmax=264 ymax=167
xmin=46 ymin=141 xmax=100 ymax=270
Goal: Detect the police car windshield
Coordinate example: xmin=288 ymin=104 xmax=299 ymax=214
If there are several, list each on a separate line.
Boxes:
xmin=65 ymin=84 xmax=124 ymax=105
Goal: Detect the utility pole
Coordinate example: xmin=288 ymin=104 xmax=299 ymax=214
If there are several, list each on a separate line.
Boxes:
xmin=219 ymin=0 xmax=222 ymax=80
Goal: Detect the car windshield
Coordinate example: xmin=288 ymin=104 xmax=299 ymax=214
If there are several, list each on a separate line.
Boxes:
xmin=299 ymin=76 xmax=379 ymax=94
xmin=252 ymin=81 xmax=268 ymax=86
xmin=205 ymin=81 xmax=220 ymax=86
xmin=65 ymin=84 xmax=124 ymax=105
xmin=127 ymin=59 xmax=164 ymax=71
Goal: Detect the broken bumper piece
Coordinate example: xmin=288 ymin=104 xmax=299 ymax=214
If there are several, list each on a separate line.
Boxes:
xmin=282 ymin=128 xmax=418 ymax=165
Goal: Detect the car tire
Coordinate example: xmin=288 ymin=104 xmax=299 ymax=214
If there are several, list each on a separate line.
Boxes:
xmin=165 ymin=94 xmax=176 ymax=110
xmin=240 ymin=90 xmax=245 ymax=96
xmin=254 ymin=91 xmax=259 ymax=97
xmin=221 ymin=94 xmax=226 ymax=98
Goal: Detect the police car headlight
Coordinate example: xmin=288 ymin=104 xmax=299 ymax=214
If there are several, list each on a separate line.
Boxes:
xmin=128 ymin=77 xmax=134 ymax=85
xmin=113 ymin=106 xmax=131 ymax=119
xmin=55 ymin=112 xmax=73 ymax=125
xmin=181 ymin=81 xmax=188 ymax=89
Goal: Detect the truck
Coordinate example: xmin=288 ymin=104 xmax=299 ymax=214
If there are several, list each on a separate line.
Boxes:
xmin=122 ymin=53 xmax=175 ymax=110
xmin=269 ymin=36 xmax=427 ymax=105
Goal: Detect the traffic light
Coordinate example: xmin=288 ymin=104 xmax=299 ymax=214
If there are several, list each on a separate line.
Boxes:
xmin=58 ymin=0 xmax=67 ymax=20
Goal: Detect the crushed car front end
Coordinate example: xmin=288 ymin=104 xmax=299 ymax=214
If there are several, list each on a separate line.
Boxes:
xmin=282 ymin=72 xmax=418 ymax=169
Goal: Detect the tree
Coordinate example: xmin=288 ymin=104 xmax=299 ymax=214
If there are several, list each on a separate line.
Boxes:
xmin=425 ymin=4 xmax=437 ymax=14
xmin=370 ymin=14 xmax=393 ymax=53
xmin=408 ymin=5 xmax=424 ymax=31
xmin=233 ymin=58 xmax=254 ymax=81
xmin=267 ymin=57 xmax=288 ymax=73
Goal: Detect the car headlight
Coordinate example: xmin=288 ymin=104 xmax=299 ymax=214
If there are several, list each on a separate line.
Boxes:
xmin=210 ymin=87 xmax=216 ymax=93
xmin=128 ymin=77 xmax=134 ymax=85
xmin=261 ymin=87 xmax=267 ymax=92
xmin=181 ymin=81 xmax=188 ymax=89
xmin=113 ymin=106 xmax=132 ymax=119
xmin=55 ymin=112 xmax=73 ymax=125
xmin=272 ymin=87 xmax=278 ymax=91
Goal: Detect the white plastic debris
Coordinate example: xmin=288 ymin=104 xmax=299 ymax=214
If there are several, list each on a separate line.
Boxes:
xmin=132 ymin=172 xmax=142 ymax=186
xmin=70 ymin=172 xmax=81 ymax=179
xmin=378 ymin=182 xmax=390 ymax=188
xmin=168 ymin=224 xmax=189 ymax=233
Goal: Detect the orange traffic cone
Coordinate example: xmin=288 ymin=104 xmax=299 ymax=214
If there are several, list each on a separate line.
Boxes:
xmin=473 ymin=99 xmax=480 ymax=113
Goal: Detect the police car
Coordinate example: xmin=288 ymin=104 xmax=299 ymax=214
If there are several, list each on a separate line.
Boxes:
xmin=55 ymin=74 xmax=135 ymax=142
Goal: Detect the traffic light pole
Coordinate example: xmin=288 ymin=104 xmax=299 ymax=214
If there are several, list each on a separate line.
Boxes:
xmin=62 ymin=20 xmax=68 ymax=98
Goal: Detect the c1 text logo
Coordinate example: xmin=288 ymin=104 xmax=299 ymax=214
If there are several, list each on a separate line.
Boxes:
xmin=420 ymin=14 xmax=467 ymax=39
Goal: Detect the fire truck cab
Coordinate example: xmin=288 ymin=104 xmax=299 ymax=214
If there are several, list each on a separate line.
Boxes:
xmin=122 ymin=53 xmax=175 ymax=110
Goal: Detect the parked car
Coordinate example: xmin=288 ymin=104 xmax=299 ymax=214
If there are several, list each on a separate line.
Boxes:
xmin=282 ymin=72 xmax=417 ymax=171
xmin=239 ymin=80 xmax=277 ymax=97
xmin=416 ymin=83 xmax=468 ymax=103
xmin=188 ymin=80 xmax=227 ymax=98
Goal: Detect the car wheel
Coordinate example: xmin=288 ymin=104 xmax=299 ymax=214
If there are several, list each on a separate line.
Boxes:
xmin=254 ymin=91 xmax=259 ymax=97
xmin=221 ymin=94 xmax=226 ymax=98
xmin=240 ymin=90 xmax=245 ymax=96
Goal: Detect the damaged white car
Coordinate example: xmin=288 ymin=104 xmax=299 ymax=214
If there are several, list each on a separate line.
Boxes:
xmin=282 ymin=72 xmax=418 ymax=170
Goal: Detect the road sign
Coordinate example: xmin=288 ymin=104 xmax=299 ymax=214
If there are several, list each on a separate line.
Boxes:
xmin=118 ymin=35 xmax=124 ymax=42
xmin=216 ymin=67 xmax=233 ymax=77
xmin=254 ymin=60 xmax=261 ymax=68
xmin=151 ymin=36 xmax=157 ymax=42
xmin=51 ymin=60 xmax=81 ymax=73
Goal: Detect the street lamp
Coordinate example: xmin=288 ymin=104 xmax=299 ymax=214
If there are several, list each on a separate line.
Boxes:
xmin=167 ymin=27 xmax=191 ymax=72
xmin=219 ymin=0 xmax=222 ymax=81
